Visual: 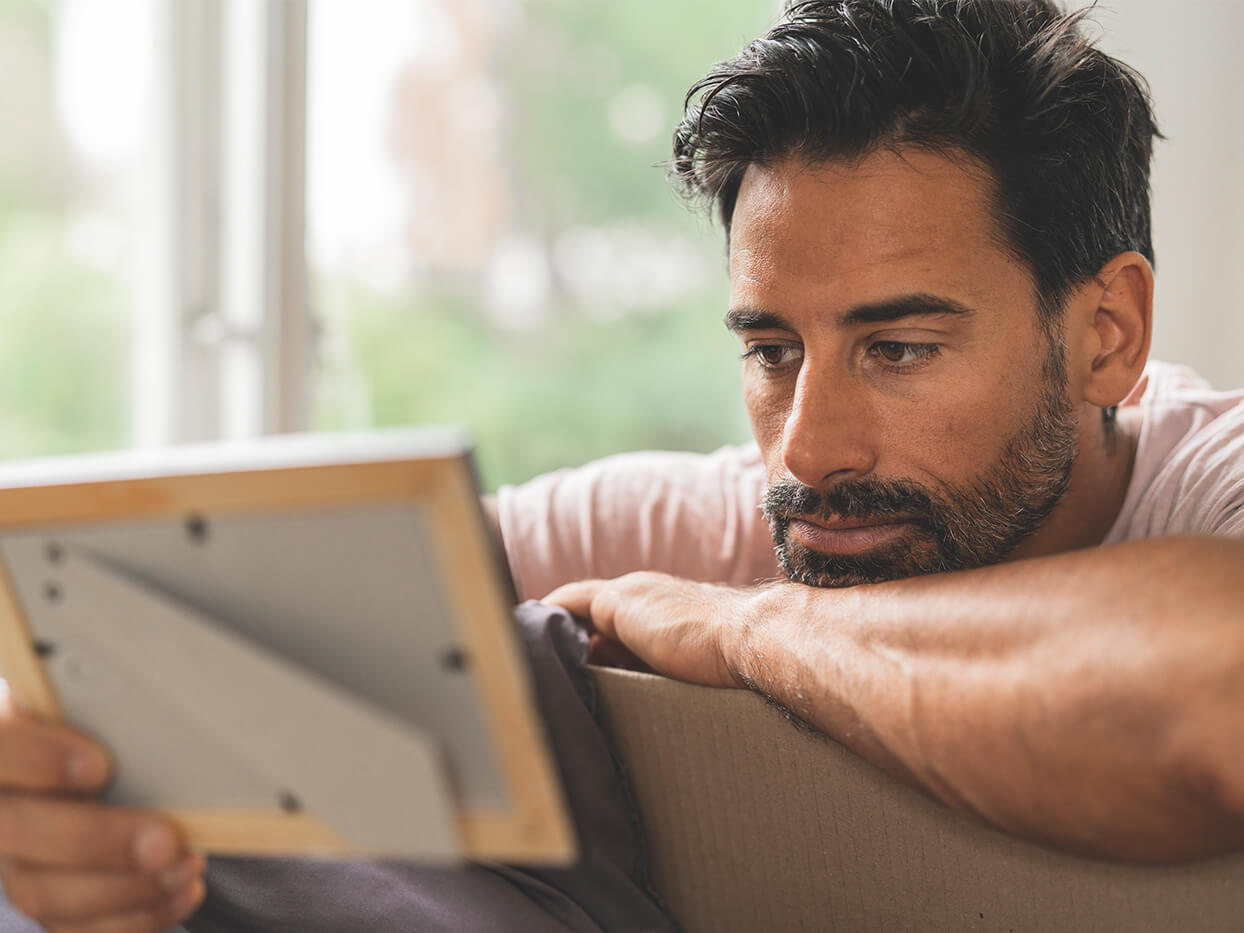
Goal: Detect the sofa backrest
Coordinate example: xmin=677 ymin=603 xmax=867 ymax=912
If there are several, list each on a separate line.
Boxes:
xmin=593 ymin=667 xmax=1244 ymax=933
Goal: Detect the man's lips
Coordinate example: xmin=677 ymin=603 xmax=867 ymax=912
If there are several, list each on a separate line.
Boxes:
xmin=787 ymin=515 xmax=912 ymax=555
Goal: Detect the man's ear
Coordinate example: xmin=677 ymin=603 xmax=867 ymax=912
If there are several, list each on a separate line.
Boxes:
xmin=1074 ymin=251 xmax=1153 ymax=409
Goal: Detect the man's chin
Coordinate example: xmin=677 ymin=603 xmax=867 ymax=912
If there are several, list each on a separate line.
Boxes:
xmin=775 ymin=534 xmax=946 ymax=588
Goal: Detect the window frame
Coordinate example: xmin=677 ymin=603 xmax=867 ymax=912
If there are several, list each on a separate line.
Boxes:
xmin=135 ymin=0 xmax=311 ymax=449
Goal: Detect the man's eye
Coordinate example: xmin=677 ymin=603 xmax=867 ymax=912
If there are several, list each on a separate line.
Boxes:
xmin=871 ymin=341 xmax=938 ymax=366
xmin=742 ymin=345 xmax=802 ymax=368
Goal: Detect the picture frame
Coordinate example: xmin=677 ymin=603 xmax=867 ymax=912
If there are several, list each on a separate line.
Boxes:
xmin=0 ymin=430 xmax=574 ymax=863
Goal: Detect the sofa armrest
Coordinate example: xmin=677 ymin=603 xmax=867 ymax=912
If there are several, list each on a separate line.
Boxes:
xmin=592 ymin=666 xmax=1244 ymax=933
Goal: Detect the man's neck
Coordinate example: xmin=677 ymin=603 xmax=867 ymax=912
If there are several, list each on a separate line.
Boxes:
xmin=1011 ymin=405 xmax=1143 ymax=560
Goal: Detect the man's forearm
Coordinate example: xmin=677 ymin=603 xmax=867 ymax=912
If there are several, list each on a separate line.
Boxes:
xmin=731 ymin=535 xmax=1244 ymax=861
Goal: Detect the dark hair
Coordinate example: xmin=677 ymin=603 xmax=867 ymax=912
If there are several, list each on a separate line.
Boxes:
xmin=671 ymin=0 xmax=1161 ymax=321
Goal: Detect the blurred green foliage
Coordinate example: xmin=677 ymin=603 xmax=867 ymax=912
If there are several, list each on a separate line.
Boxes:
xmin=315 ymin=274 xmax=751 ymax=490
xmin=315 ymin=0 xmax=777 ymax=490
xmin=0 ymin=0 xmax=776 ymax=485
xmin=0 ymin=215 xmax=129 ymax=457
xmin=503 ymin=0 xmax=777 ymax=228
xmin=0 ymin=1 xmax=131 ymax=460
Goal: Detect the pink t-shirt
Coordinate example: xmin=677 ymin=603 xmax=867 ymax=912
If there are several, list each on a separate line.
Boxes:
xmin=1103 ymin=361 xmax=1244 ymax=544
xmin=497 ymin=362 xmax=1244 ymax=601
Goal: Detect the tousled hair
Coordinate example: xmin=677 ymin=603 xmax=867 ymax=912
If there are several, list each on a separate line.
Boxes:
xmin=670 ymin=0 xmax=1161 ymax=322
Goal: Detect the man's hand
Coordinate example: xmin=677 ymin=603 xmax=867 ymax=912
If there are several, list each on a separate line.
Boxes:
xmin=0 ymin=693 xmax=205 ymax=932
xmin=555 ymin=538 xmax=1244 ymax=861
xmin=544 ymin=571 xmax=761 ymax=688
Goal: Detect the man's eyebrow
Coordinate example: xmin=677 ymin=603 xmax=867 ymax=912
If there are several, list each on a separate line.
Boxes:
xmin=724 ymin=309 xmax=794 ymax=333
xmin=840 ymin=294 xmax=976 ymax=326
xmin=725 ymin=295 xmax=976 ymax=335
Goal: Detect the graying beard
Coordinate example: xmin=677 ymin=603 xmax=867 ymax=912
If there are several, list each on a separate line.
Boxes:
xmin=763 ymin=373 xmax=1078 ymax=588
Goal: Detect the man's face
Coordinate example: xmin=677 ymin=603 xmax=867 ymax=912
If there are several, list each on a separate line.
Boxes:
xmin=728 ymin=150 xmax=1080 ymax=587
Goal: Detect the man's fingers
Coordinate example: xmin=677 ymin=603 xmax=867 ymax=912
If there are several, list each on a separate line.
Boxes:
xmin=0 ymin=716 xmax=112 ymax=794
xmin=547 ymin=572 xmax=678 ymax=637
xmin=543 ymin=580 xmax=602 ymax=621
xmin=1 ymin=855 xmax=205 ymax=924
xmin=587 ymin=633 xmax=635 ymax=668
xmin=587 ymin=634 xmax=655 ymax=673
xmin=43 ymin=878 xmax=205 ymax=933
xmin=0 ymin=796 xmax=184 ymax=872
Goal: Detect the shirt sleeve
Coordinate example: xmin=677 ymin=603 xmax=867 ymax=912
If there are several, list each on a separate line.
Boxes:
xmin=1175 ymin=404 xmax=1244 ymax=539
xmin=495 ymin=445 xmax=779 ymax=601
xmin=1122 ymin=394 xmax=1244 ymax=542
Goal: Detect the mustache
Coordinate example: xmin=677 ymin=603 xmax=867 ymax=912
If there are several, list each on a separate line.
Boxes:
xmin=762 ymin=476 xmax=939 ymax=526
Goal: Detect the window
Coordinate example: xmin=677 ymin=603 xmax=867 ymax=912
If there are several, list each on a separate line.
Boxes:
xmin=0 ymin=0 xmax=153 ymax=457
xmin=305 ymin=0 xmax=779 ymax=489
xmin=9 ymin=2 xmax=1236 ymax=485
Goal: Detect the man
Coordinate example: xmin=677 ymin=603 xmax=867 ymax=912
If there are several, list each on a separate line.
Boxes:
xmin=1 ymin=0 xmax=1242 ymax=930
xmin=535 ymin=0 xmax=1244 ymax=863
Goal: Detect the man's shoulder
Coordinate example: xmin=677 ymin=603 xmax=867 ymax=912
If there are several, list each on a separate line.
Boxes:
xmin=1134 ymin=360 xmax=1241 ymax=408
xmin=499 ymin=444 xmax=764 ymax=513
xmin=1133 ymin=360 xmax=1244 ymax=459
xmin=1108 ymin=361 xmax=1244 ymax=542
xmin=495 ymin=444 xmax=775 ymax=600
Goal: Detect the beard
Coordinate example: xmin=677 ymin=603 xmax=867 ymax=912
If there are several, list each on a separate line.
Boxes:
xmin=761 ymin=362 xmax=1079 ymax=588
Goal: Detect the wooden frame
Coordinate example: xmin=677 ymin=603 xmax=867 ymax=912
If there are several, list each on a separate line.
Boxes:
xmin=0 ymin=435 xmax=574 ymax=863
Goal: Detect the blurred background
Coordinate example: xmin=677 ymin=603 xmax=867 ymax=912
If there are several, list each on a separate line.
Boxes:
xmin=0 ymin=0 xmax=1240 ymax=491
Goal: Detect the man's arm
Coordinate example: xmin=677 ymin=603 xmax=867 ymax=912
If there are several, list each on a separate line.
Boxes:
xmin=546 ymin=535 xmax=1244 ymax=862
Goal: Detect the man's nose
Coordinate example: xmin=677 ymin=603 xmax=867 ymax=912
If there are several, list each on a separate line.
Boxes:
xmin=779 ymin=363 xmax=877 ymax=488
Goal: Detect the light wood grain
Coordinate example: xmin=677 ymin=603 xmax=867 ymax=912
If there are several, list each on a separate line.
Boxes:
xmin=0 ymin=451 xmax=574 ymax=863
xmin=0 ymin=558 xmax=60 ymax=720
xmin=428 ymin=461 xmax=576 ymax=862
xmin=167 ymin=808 xmax=355 ymax=856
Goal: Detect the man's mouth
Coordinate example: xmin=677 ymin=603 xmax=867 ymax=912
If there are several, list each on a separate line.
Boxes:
xmin=786 ymin=515 xmax=912 ymax=556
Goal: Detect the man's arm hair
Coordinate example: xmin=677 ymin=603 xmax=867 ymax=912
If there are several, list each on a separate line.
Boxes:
xmin=730 ymin=535 xmax=1244 ymax=862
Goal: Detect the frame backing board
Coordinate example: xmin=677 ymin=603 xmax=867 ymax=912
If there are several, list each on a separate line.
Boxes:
xmin=0 ymin=430 xmax=574 ymax=863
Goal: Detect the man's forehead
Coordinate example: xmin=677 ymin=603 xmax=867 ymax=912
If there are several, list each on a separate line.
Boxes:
xmin=727 ymin=149 xmax=1024 ymax=312
xmin=731 ymin=149 xmax=1000 ymax=246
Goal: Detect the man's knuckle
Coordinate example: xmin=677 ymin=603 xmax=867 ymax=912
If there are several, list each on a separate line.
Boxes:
xmin=143 ymin=898 xmax=185 ymax=933
xmin=0 ymin=799 xmax=26 ymax=853
xmin=57 ymin=804 xmax=132 ymax=871
xmin=2 ymin=871 xmax=47 ymax=918
xmin=0 ymin=723 xmax=70 ymax=789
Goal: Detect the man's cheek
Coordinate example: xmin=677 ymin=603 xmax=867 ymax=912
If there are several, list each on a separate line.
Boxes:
xmin=922 ymin=401 xmax=1007 ymax=467
xmin=743 ymin=388 xmax=791 ymax=462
